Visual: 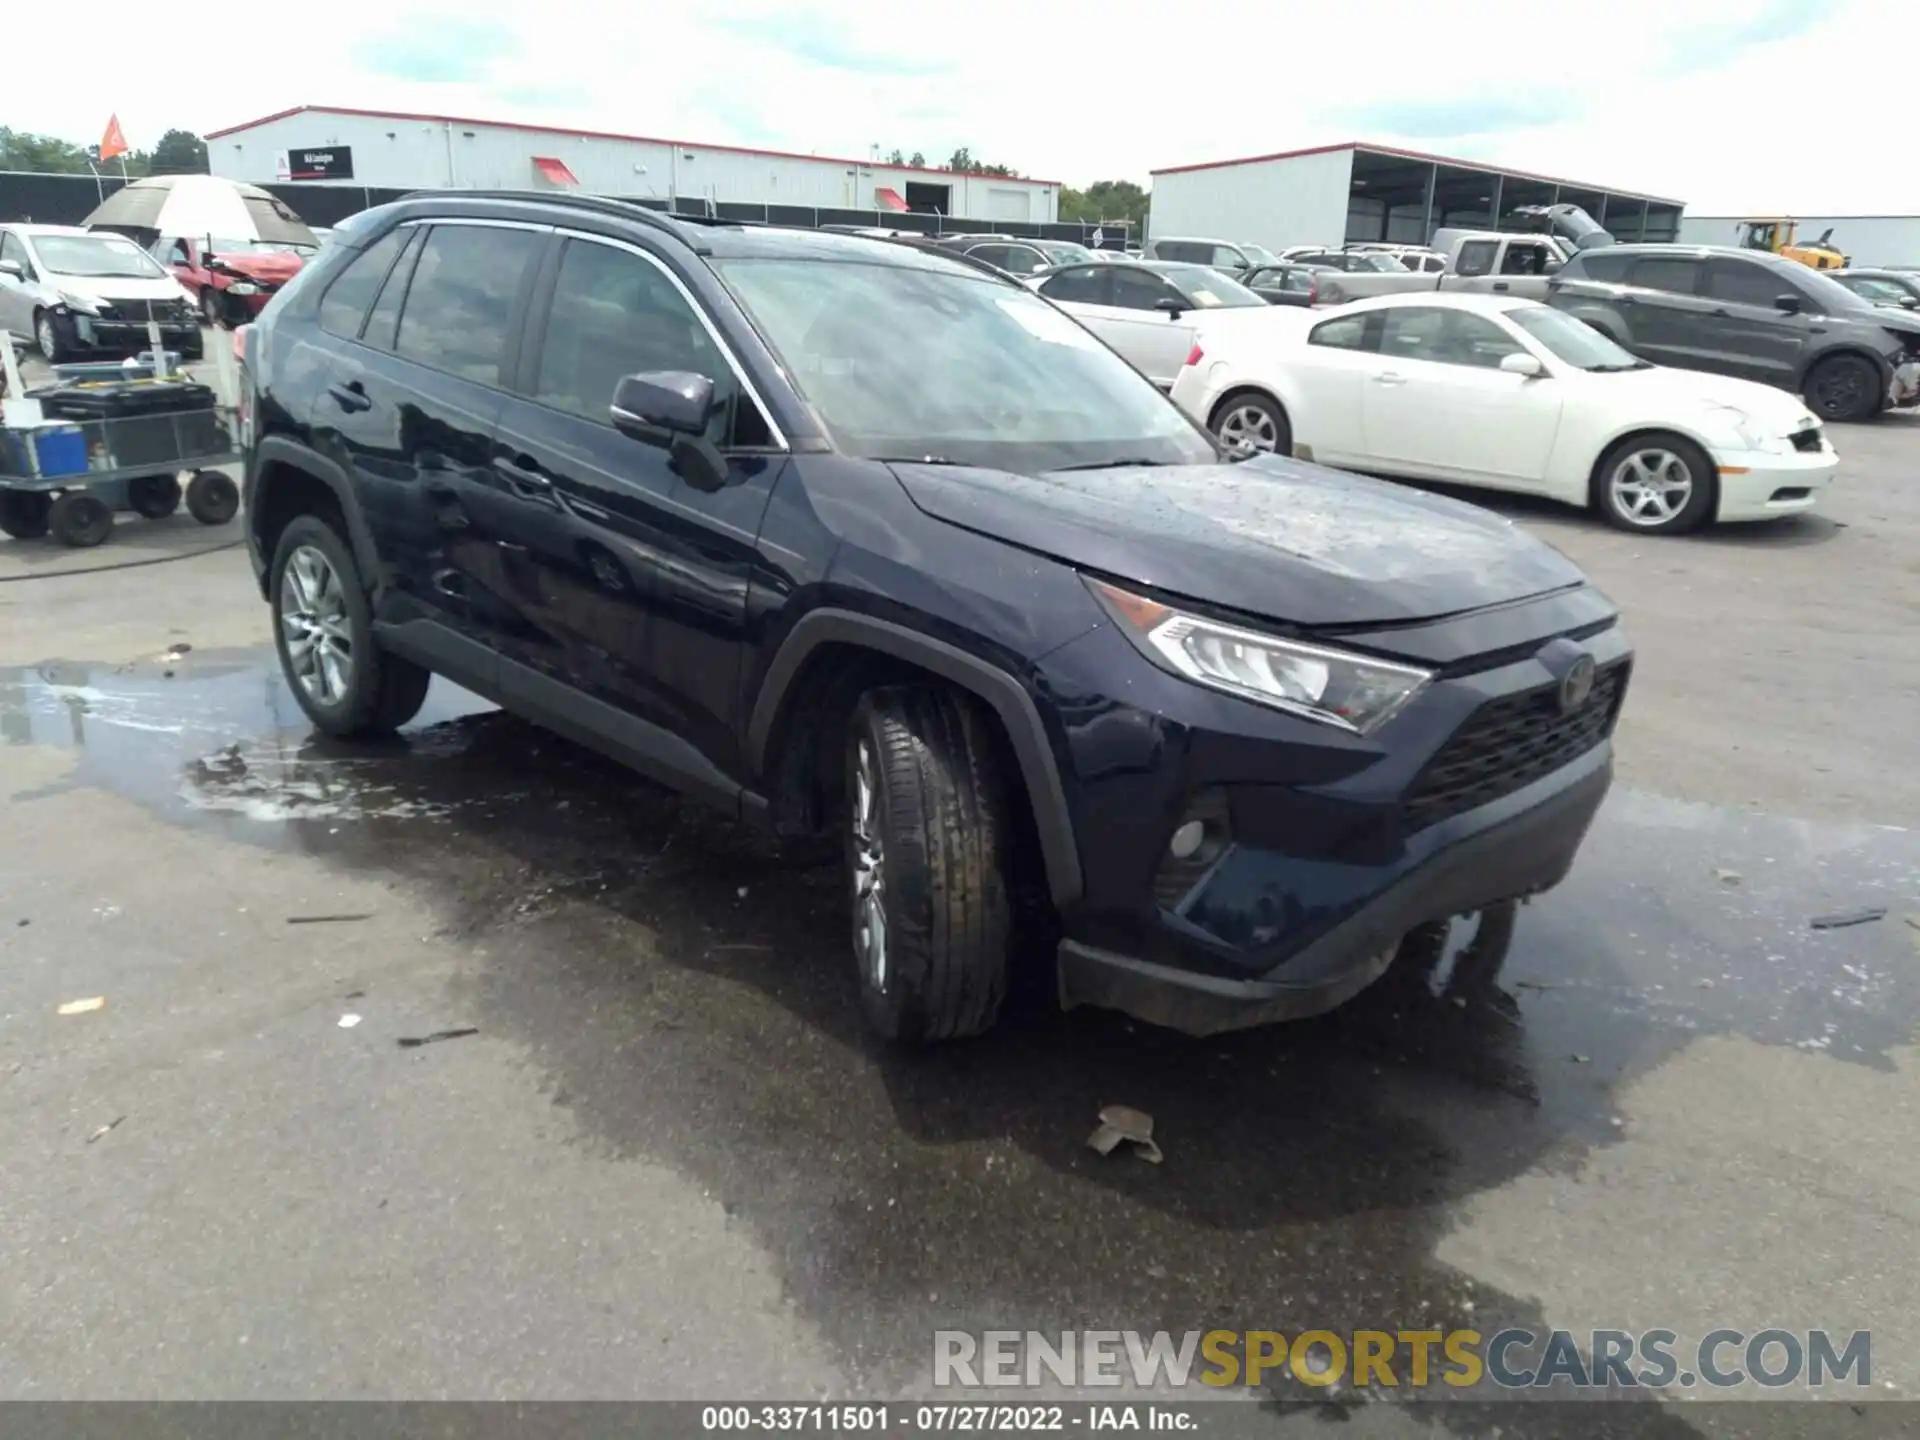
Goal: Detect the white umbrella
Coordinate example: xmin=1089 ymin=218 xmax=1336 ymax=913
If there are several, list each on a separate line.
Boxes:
xmin=85 ymin=175 xmax=315 ymax=248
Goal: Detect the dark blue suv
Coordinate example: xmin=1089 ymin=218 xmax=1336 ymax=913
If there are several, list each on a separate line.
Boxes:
xmin=238 ymin=191 xmax=1630 ymax=1044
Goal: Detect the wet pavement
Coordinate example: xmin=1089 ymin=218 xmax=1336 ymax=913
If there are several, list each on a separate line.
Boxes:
xmin=4 ymin=643 xmax=1915 ymax=1420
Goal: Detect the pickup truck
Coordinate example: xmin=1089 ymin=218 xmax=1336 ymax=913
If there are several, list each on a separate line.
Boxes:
xmin=1311 ymin=231 xmax=1573 ymax=304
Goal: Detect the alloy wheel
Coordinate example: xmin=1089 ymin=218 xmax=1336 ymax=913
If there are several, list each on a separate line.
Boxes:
xmin=1812 ymin=364 xmax=1869 ymax=417
xmin=1216 ymin=403 xmax=1280 ymax=455
xmin=280 ymin=544 xmax=354 ymax=705
xmin=1608 ymin=448 xmax=1693 ymax=527
xmin=36 ymin=315 xmax=57 ymax=358
xmin=850 ymin=739 xmax=888 ymax=992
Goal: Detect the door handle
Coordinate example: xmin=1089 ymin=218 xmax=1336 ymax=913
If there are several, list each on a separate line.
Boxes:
xmin=327 ymin=380 xmax=371 ymax=413
xmin=1373 ymin=372 xmax=1408 ymax=386
xmin=494 ymin=456 xmax=552 ymax=494
xmin=1492 ymin=281 xmax=1510 ymax=292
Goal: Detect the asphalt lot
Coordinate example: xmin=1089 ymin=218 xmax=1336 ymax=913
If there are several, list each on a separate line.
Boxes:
xmin=1 ymin=351 xmax=1916 ymax=1426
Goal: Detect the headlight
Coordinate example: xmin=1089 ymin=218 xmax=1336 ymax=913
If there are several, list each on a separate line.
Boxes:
xmin=1087 ymin=578 xmax=1432 ymax=735
xmin=1707 ymin=404 xmax=1788 ymax=454
xmin=227 ymin=282 xmax=259 ymax=296
xmin=57 ymin=290 xmax=100 ymax=315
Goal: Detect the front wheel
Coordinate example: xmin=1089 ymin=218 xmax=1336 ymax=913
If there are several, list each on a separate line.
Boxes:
xmin=1593 ymin=433 xmax=1716 ymax=535
xmin=34 ymin=310 xmax=68 ymax=363
xmin=1802 ymin=354 xmax=1881 ymax=422
xmin=270 ymin=515 xmax=431 ymax=736
xmin=845 ymin=687 xmax=1016 ymax=1044
xmin=0 ymin=492 xmax=52 ymax=540
xmin=48 ymin=492 xmax=113 ymax=547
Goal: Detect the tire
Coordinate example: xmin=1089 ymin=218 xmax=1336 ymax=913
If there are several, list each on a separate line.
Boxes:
xmin=845 ymin=686 xmax=1015 ymax=1044
xmin=34 ymin=309 xmax=68 ymax=363
xmin=1210 ymin=391 xmax=1292 ymax=458
xmin=270 ymin=514 xmax=432 ymax=736
xmin=128 ymin=473 xmax=183 ymax=519
xmin=184 ymin=470 xmax=240 ymax=525
xmin=1802 ymin=353 xmax=1882 ymax=422
xmin=1 ymin=492 xmax=52 ymax=540
xmin=1592 ymin=432 xmax=1717 ymax=535
xmin=48 ymin=492 xmax=113 ymax=548
xmin=200 ymin=289 xmax=224 ymax=328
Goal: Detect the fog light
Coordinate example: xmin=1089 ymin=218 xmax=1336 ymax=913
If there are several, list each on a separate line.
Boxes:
xmin=1168 ymin=820 xmax=1206 ymax=860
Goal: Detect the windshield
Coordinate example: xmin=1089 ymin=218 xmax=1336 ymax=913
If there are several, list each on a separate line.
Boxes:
xmin=1791 ymin=264 xmax=1882 ymax=314
xmin=30 ymin=234 xmax=166 ymax=279
xmin=1152 ymin=264 xmax=1267 ymax=308
xmin=1840 ymin=276 xmax=1914 ymax=306
xmin=1041 ymin=242 xmax=1095 ymax=265
xmin=209 ymin=237 xmax=300 ymax=255
xmin=1508 ymin=304 xmax=1647 ymax=370
xmin=715 ymin=256 xmax=1216 ymax=472
xmin=1238 ymin=244 xmax=1279 ymax=266
xmin=1355 ymin=253 xmax=1409 ymax=272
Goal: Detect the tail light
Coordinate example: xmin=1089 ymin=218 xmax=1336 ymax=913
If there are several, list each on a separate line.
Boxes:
xmin=1308 ymin=277 xmax=1319 ymax=304
xmin=1184 ymin=342 xmax=1204 ymax=369
xmin=234 ymin=324 xmax=255 ymax=446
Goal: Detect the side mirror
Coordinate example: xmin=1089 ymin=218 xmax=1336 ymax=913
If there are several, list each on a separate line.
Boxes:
xmin=0 ymin=260 xmax=22 ymax=281
xmin=1154 ymin=296 xmax=1187 ymax=318
xmin=1499 ymin=352 xmax=1545 ymax=378
xmin=1773 ymin=294 xmax=1802 ymax=314
xmin=610 ymin=371 xmax=728 ymax=491
xmin=1901 ymin=296 xmax=1919 ymax=310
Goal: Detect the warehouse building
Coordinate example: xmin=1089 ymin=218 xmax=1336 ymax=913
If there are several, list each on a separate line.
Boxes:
xmin=1677 ymin=215 xmax=1920 ymax=269
xmin=205 ymin=105 xmax=1061 ymax=225
xmin=1149 ymin=142 xmax=1684 ymax=252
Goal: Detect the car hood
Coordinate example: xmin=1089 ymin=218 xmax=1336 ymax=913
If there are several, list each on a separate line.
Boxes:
xmin=888 ymin=455 xmax=1586 ymax=627
xmin=50 ymin=272 xmax=192 ymax=303
xmin=210 ymin=251 xmax=304 ymax=283
xmin=1596 ymin=365 xmax=1818 ymax=428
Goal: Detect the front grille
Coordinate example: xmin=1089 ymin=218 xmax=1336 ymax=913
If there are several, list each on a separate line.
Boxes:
xmin=1790 ymin=426 xmax=1823 ymax=454
xmin=97 ymin=298 xmax=189 ymax=324
xmin=1403 ymin=661 xmax=1628 ymax=833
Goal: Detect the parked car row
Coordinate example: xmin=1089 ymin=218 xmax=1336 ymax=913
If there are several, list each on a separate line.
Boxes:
xmin=235 ymin=193 xmax=1632 ymax=1047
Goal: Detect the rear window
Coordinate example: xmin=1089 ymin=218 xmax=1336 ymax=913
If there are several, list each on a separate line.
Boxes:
xmin=1566 ymin=251 xmax=1632 ymax=283
xmin=1454 ymin=240 xmax=1498 ymax=278
xmin=1626 ymin=256 xmax=1700 ymax=294
xmin=1309 ymin=314 xmax=1372 ymax=350
xmin=317 ymin=226 xmax=408 ymax=340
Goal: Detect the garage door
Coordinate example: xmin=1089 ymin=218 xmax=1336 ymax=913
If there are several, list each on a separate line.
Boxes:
xmin=985 ymin=188 xmax=1031 ymax=222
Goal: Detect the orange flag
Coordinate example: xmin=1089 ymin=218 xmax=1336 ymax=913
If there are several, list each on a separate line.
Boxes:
xmin=100 ymin=114 xmax=129 ymax=161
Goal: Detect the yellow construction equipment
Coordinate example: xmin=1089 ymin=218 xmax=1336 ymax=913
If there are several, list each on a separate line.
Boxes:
xmin=1736 ymin=218 xmax=1848 ymax=270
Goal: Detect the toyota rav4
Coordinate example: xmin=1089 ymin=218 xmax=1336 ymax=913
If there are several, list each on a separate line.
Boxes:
xmin=238 ymin=192 xmax=1631 ymax=1044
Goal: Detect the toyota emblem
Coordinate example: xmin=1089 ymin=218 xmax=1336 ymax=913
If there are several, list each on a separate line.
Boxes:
xmin=1558 ymin=654 xmax=1597 ymax=714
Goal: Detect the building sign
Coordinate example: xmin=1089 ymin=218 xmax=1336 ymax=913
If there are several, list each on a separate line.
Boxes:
xmin=286 ymin=147 xmax=353 ymax=181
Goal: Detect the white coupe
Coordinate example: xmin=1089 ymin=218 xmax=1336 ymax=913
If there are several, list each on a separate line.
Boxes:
xmin=1168 ymin=293 xmax=1838 ymax=534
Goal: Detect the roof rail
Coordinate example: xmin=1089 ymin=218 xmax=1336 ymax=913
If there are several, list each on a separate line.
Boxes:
xmin=392 ymin=188 xmax=755 ymax=237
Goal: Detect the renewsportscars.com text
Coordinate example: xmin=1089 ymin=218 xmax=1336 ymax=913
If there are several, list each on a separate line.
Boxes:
xmin=934 ymin=1328 xmax=1873 ymax=1392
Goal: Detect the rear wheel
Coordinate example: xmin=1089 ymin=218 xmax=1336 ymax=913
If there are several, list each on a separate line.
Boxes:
xmin=1593 ymin=433 xmax=1716 ymax=535
xmin=1210 ymin=391 xmax=1292 ymax=458
xmin=1802 ymin=354 xmax=1881 ymax=422
xmin=128 ymin=474 xmax=183 ymax=519
xmin=270 ymin=515 xmax=431 ymax=736
xmin=48 ymin=492 xmax=113 ymax=547
xmin=846 ymin=687 xmax=1015 ymax=1044
xmin=0 ymin=492 xmax=52 ymax=540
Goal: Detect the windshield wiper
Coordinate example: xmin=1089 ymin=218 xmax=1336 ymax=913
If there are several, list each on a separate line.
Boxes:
xmin=1588 ymin=361 xmax=1651 ymax=372
xmin=1047 ymin=457 xmax=1167 ymax=472
xmin=872 ymin=454 xmax=965 ymax=465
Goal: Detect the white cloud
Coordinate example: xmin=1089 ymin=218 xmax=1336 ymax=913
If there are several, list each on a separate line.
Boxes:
xmin=11 ymin=0 xmax=1908 ymax=214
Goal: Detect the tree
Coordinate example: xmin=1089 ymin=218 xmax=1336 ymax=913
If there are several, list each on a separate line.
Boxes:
xmin=885 ymin=148 xmax=905 ymax=166
xmin=909 ymin=151 xmax=925 ymax=167
xmin=1059 ymin=178 xmax=1150 ymax=235
xmin=0 ymin=127 xmax=93 ymax=175
xmin=941 ymin=147 xmax=1019 ymax=177
xmin=150 ymin=129 xmax=209 ymax=175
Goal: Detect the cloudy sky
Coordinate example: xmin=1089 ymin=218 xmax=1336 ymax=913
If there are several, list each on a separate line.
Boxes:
xmin=15 ymin=0 xmax=1903 ymax=214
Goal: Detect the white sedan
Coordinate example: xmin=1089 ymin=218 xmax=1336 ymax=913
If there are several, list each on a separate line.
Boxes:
xmin=1169 ymin=293 xmax=1838 ymax=534
xmin=1022 ymin=260 xmax=1297 ymax=390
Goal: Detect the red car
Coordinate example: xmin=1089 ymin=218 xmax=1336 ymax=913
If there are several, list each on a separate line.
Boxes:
xmin=157 ymin=236 xmax=310 ymax=328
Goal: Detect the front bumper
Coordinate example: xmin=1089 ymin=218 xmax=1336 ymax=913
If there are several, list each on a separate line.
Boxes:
xmin=1059 ymin=745 xmax=1611 ymax=1035
xmin=1038 ymin=592 xmax=1630 ymax=1035
xmin=1710 ymin=442 xmax=1837 ymax=522
xmin=68 ymin=312 xmax=201 ymax=356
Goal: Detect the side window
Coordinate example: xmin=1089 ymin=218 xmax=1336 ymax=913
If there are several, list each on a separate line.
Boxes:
xmin=533 ymin=238 xmax=769 ymax=447
xmin=1158 ymin=242 xmax=1205 ymax=264
xmin=1453 ymin=241 xmax=1498 ymax=278
xmin=1282 ymin=269 xmax=1314 ymax=293
xmin=0 ymin=232 xmax=27 ymax=270
xmin=966 ymin=244 xmax=1012 ymax=270
xmin=1499 ymin=242 xmax=1550 ymax=276
xmin=1704 ymin=258 xmax=1792 ymax=308
xmin=1570 ymin=251 xmax=1632 ymax=283
xmin=361 ymin=228 xmax=423 ymax=351
xmin=1037 ymin=266 xmax=1110 ymax=305
xmin=164 ymin=237 xmax=192 ymax=266
xmin=1435 ymin=312 xmax=1525 ymax=368
xmin=1004 ymin=246 xmax=1051 ymax=276
xmin=394 ymin=224 xmax=542 ymax=386
xmin=1626 ymin=256 xmax=1700 ymax=295
xmin=1379 ymin=307 xmax=1450 ymax=360
xmin=1210 ymin=246 xmax=1244 ymax=269
xmin=1110 ymin=266 xmax=1180 ymax=311
xmin=317 ymin=225 xmax=410 ymax=341
xmin=1309 ymin=313 xmax=1373 ymax=351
